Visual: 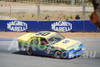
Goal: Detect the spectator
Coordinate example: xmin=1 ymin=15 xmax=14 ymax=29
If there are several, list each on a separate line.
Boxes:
xmin=75 ymin=15 xmax=80 ymax=20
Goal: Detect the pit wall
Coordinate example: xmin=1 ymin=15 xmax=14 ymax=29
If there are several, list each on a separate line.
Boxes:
xmin=0 ymin=20 xmax=98 ymax=32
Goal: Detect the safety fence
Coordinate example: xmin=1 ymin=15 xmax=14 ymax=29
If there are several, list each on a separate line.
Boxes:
xmin=0 ymin=0 xmax=93 ymax=21
xmin=3 ymin=0 xmax=91 ymax=4
xmin=0 ymin=20 xmax=98 ymax=32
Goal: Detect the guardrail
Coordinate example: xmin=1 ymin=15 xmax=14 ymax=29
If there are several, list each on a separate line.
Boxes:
xmin=0 ymin=20 xmax=99 ymax=32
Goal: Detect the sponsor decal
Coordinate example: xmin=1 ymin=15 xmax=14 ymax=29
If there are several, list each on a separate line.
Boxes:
xmin=51 ymin=21 xmax=72 ymax=32
xmin=45 ymin=48 xmax=51 ymax=54
xmin=7 ymin=21 xmax=28 ymax=32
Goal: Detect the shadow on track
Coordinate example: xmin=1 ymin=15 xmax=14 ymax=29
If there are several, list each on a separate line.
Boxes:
xmin=12 ymin=51 xmax=80 ymax=60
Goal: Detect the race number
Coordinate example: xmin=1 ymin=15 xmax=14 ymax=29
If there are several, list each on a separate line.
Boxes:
xmin=36 ymin=31 xmax=50 ymax=36
xmin=62 ymin=40 xmax=70 ymax=44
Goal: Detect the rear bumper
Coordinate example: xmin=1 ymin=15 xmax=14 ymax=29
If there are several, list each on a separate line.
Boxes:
xmin=61 ymin=44 xmax=83 ymax=59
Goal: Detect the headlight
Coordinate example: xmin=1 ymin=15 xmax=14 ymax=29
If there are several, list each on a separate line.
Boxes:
xmin=69 ymin=52 xmax=73 ymax=57
xmin=66 ymin=41 xmax=81 ymax=49
xmin=74 ymin=46 xmax=79 ymax=50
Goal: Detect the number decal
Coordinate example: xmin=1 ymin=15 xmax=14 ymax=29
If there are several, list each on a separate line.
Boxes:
xmin=45 ymin=48 xmax=51 ymax=54
xmin=36 ymin=31 xmax=50 ymax=36
xmin=63 ymin=40 xmax=70 ymax=44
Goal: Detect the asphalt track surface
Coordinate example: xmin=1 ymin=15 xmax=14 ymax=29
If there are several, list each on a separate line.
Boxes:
xmin=0 ymin=38 xmax=100 ymax=67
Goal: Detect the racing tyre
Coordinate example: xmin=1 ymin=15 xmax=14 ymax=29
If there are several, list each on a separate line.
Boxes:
xmin=54 ymin=51 xmax=61 ymax=59
xmin=26 ymin=47 xmax=33 ymax=55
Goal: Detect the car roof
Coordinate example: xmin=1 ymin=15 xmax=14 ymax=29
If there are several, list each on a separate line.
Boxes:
xmin=34 ymin=31 xmax=57 ymax=39
xmin=17 ymin=31 xmax=57 ymax=43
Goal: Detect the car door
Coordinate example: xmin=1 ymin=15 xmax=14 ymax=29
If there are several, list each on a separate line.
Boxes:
xmin=30 ymin=37 xmax=52 ymax=55
xmin=37 ymin=37 xmax=52 ymax=55
xmin=30 ymin=37 xmax=39 ymax=51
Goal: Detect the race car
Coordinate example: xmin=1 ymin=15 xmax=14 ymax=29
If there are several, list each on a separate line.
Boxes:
xmin=17 ymin=31 xmax=83 ymax=59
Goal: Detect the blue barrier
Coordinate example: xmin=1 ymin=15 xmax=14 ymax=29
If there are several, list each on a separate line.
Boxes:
xmin=0 ymin=20 xmax=39 ymax=32
xmin=84 ymin=20 xmax=98 ymax=32
xmin=0 ymin=20 xmax=99 ymax=32
xmin=39 ymin=20 xmax=98 ymax=32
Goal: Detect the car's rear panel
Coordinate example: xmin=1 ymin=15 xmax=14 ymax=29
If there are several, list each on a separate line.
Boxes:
xmin=17 ymin=33 xmax=35 ymax=43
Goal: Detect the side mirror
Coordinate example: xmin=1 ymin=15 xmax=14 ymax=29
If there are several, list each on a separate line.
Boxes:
xmin=46 ymin=44 xmax=50 ymax=47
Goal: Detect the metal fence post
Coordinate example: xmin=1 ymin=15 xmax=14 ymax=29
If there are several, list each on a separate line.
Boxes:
xmin=37 ymin=0 xmax=40 ymax=22
xmin=9 ymin=4 xmax=11 ymax=15
xmin=82 ymin=0 xmax=86 ymax=32
xmin=37 ymin=0 xmax=40 ymax=31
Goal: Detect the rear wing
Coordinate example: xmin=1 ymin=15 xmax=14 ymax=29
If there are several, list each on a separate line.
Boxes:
xmin=17 ymin=33 xmax=35 ymax=43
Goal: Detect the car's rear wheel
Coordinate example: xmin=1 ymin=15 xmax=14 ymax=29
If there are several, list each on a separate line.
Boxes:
xmin=54 ymin=51 xmax=61 ymax=59
xmin=26 ymin=47 xmax=33 ymax=55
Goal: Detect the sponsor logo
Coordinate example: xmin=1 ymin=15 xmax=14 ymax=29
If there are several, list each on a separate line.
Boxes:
xmin=51 ymin=21 xmax=72 ymax=32
xmin=7 ymin=21 xmax=28 ymax=32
